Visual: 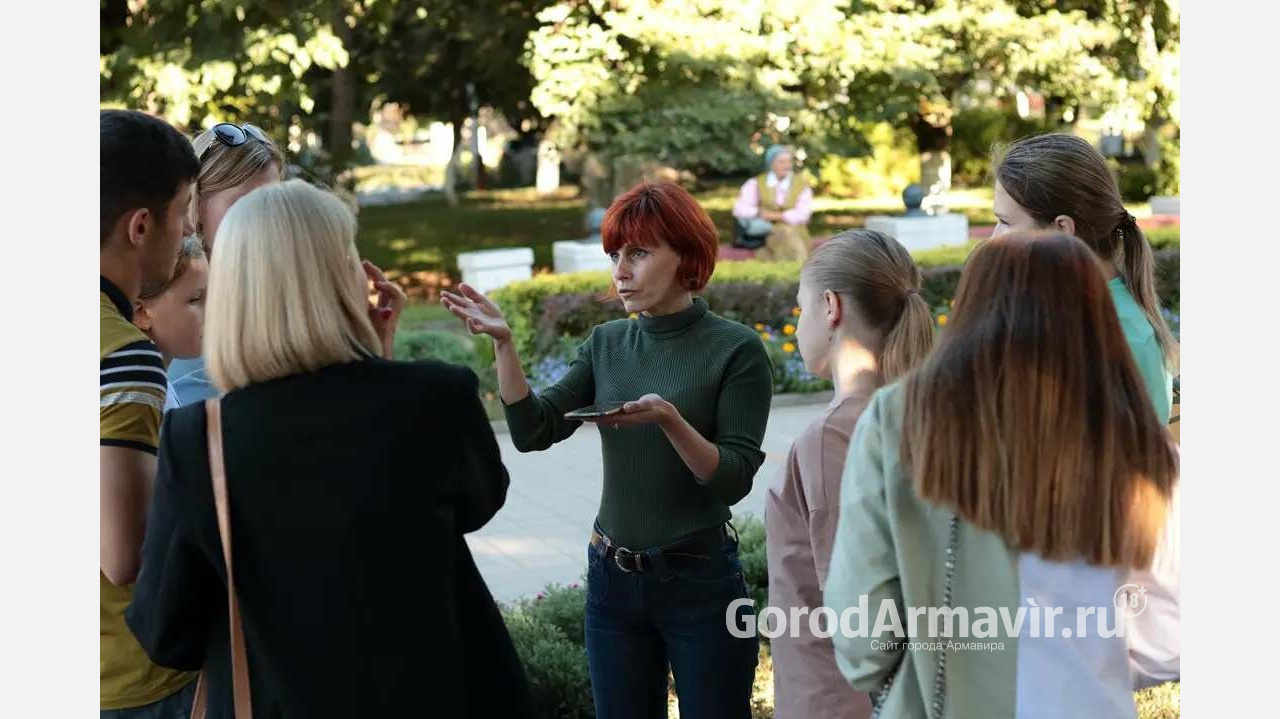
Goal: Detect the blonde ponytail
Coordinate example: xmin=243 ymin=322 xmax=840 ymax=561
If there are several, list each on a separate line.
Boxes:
xmin=882 ymin=290 xmax=936 ymax=381
xmin=803 ymin=229 xmax=935 ymax=381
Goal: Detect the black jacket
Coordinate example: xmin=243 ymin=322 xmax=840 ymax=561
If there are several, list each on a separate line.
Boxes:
xmin=126 ymin=358 xmax=533 ymax=718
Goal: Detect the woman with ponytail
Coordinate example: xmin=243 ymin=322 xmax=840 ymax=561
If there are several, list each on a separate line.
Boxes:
xmin=992 ymin=132 xmax=1177 ymax=422
xmin=993 ymin=133 xmax=1180 ymax=689
xmin=764 ymin=229 xmax=933 ymax=719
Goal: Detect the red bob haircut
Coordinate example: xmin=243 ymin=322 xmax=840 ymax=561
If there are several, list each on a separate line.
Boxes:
xmin=601 ymin=181 xmax=719 ymax=291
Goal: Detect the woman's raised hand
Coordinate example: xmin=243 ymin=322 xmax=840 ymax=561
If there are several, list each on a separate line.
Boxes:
xmin=442 ymin=283 xmax=513 ymax=344
xmin=364 ymin=260 xmax=407 ymax=358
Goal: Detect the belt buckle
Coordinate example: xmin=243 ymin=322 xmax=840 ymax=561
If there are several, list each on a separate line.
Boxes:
xmin=614 ymin=546 xmax=641 ymax=573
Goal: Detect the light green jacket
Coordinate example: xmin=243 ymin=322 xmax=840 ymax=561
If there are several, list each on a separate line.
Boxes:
xmin=824 ymin=384 xmax=1137 ymax=718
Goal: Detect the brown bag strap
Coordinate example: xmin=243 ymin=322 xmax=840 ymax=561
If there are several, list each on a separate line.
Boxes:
xmin=202 ymin=398 xmax=254 ymax=719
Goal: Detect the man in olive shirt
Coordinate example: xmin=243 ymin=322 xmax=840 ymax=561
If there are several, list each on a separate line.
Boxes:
xmin=100 ymin=109 xmax=200 ymax=716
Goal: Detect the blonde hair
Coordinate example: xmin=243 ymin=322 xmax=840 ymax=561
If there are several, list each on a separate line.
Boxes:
xmin=190 ymin=125 xmax=286 ymax=244
xmin=801 ymin=229 xmax=934 ymax=381
xmin=139 ymin=235 xmax=206 ymax=300
xmin=205 ymin=180 xmax=381 ymax=391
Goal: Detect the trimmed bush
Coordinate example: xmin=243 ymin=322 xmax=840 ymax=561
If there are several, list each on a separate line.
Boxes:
xmin=502 ymin=612 xmax=594 ymax=719
xmin=493 ymin=245 xmax=1180 ymax=392
xmin=511 ymin=583 xmax=588 ymax=647
xmin=734 ymin=513 xmax=770 ymax=620
xmin=393 ymin=328 xmax=478 ymax=368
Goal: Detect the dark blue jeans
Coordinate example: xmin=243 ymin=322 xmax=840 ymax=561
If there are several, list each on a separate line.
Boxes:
xmin=584 ymin=526 xmax=759 ymax=719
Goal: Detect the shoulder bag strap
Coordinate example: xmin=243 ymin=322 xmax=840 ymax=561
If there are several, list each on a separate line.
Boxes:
xmin=869 ymin=513 xmax=958 ymax=719
xmin=205 ymin=398 xmax=254 ymax=718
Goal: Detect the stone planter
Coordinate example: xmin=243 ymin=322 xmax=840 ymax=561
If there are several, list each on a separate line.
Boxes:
xmin=456 ymin=247 xmax=535 ymax=294
xmin=1150 ymin=196 xmax=1180 ymax=216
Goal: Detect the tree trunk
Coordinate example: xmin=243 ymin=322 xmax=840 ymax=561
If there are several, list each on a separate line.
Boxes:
xmin=329 ymin=0 xmax=356 ymax=183
xmin=912 ymin=115 xmax=952 ymax=212
xmin=443 ymin=118 xmax=463 ymax=207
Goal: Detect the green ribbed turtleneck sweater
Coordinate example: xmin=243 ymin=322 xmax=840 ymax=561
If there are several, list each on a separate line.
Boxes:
xmin=503 ymin=297 xmax=774 ymax=548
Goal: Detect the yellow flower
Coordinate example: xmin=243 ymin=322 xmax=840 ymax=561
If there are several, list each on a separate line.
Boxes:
xmin=791 ymin=307 xmax=801 ymax=317
xmin=937 ymin=314 xmax=948 ymax=326
xmin=761 ymin=332 xmax=773 ymax=341
xmin=754 ymin=322 xmax=766 ymax=331
xmin=783 ymin=324 xmax=795 ymax=336
xmin=783 ymin=342 xmax=796 ymax=353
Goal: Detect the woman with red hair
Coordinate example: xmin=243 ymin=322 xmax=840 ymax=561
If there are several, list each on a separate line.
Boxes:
xmin=443 ymin=181 xmax=773 ymax=718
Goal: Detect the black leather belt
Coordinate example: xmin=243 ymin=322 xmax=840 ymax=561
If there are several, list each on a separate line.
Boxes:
xmin=590 ymin=523 xmax=732 ymax=573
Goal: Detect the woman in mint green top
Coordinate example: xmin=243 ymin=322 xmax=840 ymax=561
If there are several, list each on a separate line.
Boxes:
xmin=443 ymin=181 xmax=772 ymax=719
xmin=825 ymin=232 xmax=1179 ymax=718
xmin=992 ymin=133 xmax=1177 ymax=421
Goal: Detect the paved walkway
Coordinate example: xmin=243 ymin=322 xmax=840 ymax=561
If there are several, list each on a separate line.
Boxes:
xmin=468 ymin=394 xmax=833 ymax=603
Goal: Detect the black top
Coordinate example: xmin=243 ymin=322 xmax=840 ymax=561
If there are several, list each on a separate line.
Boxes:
xmin=126 ymin=358 xmax=533 ymax=718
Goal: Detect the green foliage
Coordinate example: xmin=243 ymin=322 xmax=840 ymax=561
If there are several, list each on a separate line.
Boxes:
xmin=1153 ymin=248 xmax=1179 ymax=311
xmin=101 ymin=0 xmax=551 ymax=175
xmin=817 ymin=123 xmax=921 ymax=198
xmin=510 ymin=583 xmax=588 ymax=647
xmin=1155 ymin=131 xmax=1180 ymax=197
xmin=526 ymin=1 xmax=871 ymax=173
xmin=393 ymin=329 xmax=478 ymax=368
xmin=594 ymin=85 xmax=796 ymax=177
xmin=1113 ymin=160 xmax=1160 ymax=203
xmin=734 ymin=513 xmax=770 ymax=621
xmin=501 ymin=612 xmax=593 ymax=719
xmin=494 ymin=242 xmax=1180 ymax=386
xmin=1144 ymin=226 xmax=1180 ymax=250
xmin=950 ymin=107 xmax=1054 ymax=187
xmin=527 ymin=0 xmax=1179 ymax=191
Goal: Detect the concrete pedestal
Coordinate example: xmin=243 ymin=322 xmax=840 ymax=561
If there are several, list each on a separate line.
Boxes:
xmin=1150 ymin=196 xmax=1180 ymax=215
xmin=456 ymin=247 xmax=535 ymax=293
xmin=864 ymin=213 xmax=969 ymax=252
xmin=553 ymin=240 xmax=612 ymax=274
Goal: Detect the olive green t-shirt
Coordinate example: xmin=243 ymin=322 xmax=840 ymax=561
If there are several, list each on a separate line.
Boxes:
xmin=100 ymin=278 xmax=197 ymax=709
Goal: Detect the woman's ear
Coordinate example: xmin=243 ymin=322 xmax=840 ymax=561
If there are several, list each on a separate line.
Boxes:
xmin=823 ymin=289 xmax=843 ymax=329
xmin=1052 ymin=214 xmax=1077 ymax=238
xmin=132 ymin=302 xmax=154 ymax=333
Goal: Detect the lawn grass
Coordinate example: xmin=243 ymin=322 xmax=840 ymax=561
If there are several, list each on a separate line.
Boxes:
xmin=357 ymin=181 xmax=1163 ymax=300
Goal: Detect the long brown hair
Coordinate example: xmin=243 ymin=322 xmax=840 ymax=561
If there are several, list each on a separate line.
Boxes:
xmin=902 ymin=231 xmax=1178 ymax=568
xmin=802 ymin=229 xmax=934 ymax=381
xmin=995 ymin=133 xmax=1178 ymax=370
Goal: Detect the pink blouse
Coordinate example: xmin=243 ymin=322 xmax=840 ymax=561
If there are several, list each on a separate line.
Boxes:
xmin=765 ymin=395 xmax=873 ymax=719
xmin=732 ymin=175 xmax=814 ymax=226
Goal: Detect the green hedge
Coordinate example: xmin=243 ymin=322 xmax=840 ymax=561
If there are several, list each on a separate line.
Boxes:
xmin=490 ymin=240 xmax=1180 ymax=379
xmin=393 ymin=329 xmax=478 ymax=367
xmin=502 ymin=608 xmax=594 ymax=719
xmin=489 ymin=261 xmax=804 ymax=371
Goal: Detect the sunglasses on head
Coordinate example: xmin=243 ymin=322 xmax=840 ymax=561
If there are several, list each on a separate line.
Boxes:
xmin=200 ymin=123 xmax=269 ymax=162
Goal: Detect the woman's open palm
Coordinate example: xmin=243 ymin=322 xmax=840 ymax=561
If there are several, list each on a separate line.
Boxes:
xmin=441 ymin=283 xmax=512 ymax=343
